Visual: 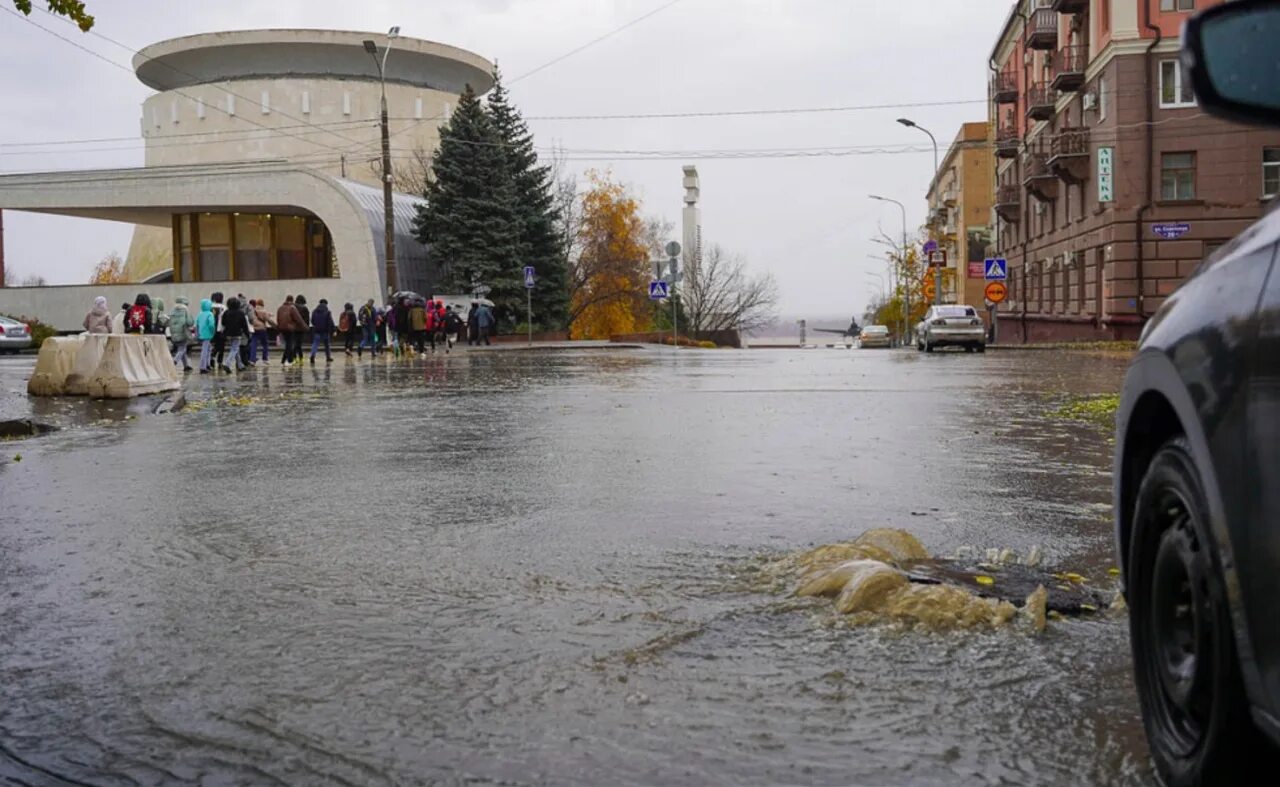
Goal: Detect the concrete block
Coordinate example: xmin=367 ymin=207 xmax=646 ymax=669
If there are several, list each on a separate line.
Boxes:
xmin=27 ymin=335 xmax=86 ymax=396
xmin=64 ymin=333 xmax=111 ymax=396
xmin=85 ymin=335 xmax=180 ymax=399
xmin=1144 ymin=261 xmax=1179 ymax=279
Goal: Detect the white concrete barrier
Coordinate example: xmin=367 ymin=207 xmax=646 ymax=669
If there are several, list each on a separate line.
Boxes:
xmin=26 ymin=335 xmax=87 ymax=396
xmin=85 ymin=335 xmax=180 ymax=399
xmin=64 ymin=333 xmax=111 ymax=396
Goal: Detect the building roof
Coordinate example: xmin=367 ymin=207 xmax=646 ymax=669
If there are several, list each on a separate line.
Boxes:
xmin=133 ymin=29 xmax=495 ymax=95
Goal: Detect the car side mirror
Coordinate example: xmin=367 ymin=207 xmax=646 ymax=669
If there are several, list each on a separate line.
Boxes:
xmin=1182 ymin=0 xmax=1280 ymax=127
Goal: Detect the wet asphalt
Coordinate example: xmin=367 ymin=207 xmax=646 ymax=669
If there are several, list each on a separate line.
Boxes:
xmin=0 ymin=345 xmax=1146 ymax=786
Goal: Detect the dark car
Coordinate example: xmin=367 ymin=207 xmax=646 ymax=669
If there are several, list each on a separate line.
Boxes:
xmin=1114 ymin=3 xmax=1280 ymax=784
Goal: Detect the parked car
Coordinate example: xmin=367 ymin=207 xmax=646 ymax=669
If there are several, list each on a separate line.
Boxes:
xmin=855 ymin=325 xmax=891 ymax=349
xmin=914 ymin=305 xmax=985 ymax=353
xmin=1115 ymin=3 xmax=1280 ymax=784
xmin=0 ymin=315 xmax=32 ymax=353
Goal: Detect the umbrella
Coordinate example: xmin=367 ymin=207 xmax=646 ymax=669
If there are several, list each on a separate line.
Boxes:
xmin=474 ymin=298 xmax=495 ymax=307
xmin=390 ymin=290 xmax=422 ymax=303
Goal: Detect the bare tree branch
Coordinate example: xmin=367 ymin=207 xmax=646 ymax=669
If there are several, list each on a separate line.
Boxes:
xmin=683 ymin=243 xmax=779 ymax=334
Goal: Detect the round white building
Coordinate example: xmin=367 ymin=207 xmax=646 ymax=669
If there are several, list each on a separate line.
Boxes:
xmin=125 ymin=29 xmax=495 ymax=281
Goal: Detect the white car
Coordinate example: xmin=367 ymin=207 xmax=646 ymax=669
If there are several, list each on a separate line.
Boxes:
xmin=856 ymin=325 xmax=892 ymax=348
xmin=915 ymin=305 xmax=985 ymax=353
xmin=0 ymin=315 xmax=33 ymax=353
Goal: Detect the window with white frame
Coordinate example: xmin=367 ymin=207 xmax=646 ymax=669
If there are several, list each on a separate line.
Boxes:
xmin=1160 ymin=0 xmax=1193 ymax=10
xmin=1162 ymin=152 xmax=1196 ymax=201
xmin=1265 ymin=148 xmax=1280 ymax=199
xmin=1159 ymin=60 xmax=1195 ymax=108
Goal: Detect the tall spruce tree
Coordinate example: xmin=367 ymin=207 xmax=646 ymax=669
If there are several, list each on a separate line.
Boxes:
xmin=413 ymin=84 xmax=521 ymax=300
xmin=485 ymin=69 xmax=570 ymax=332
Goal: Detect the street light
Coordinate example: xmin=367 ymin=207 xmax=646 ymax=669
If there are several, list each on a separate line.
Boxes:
xmin=897 ymin=118 xmax=941 ymax=309
xmin=869 ymin=194 xmax=909 ymax=344
xmin=363 ymin=26 xmax=400 ymax=295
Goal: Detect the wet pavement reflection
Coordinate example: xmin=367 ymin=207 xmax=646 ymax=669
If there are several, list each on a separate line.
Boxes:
xmin=0 ymin=347 xmax=1147 ymax=785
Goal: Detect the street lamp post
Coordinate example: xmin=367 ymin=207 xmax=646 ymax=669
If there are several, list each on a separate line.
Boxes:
xmin=868 ymin=195 xmax=909 ymax=346
xmin=897 ymin=118 xmax=941 ymax=308
xmin=364 ymin=26 xmax=400 ymax=296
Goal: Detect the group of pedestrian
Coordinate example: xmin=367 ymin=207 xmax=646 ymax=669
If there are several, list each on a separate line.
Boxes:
xmin=82 ymin=290 xmax=490 ymax=375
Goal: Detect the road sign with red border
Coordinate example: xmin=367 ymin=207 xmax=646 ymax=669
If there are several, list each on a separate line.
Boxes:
xmin=985 ymin=281 xmax=1008 ymax=304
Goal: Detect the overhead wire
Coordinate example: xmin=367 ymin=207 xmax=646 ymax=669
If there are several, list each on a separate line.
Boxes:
xmin=31 ymin=4 xmax=373 ymax=151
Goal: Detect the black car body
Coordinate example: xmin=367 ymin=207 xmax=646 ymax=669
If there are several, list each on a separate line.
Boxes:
xmin=1114 ymin=3 xmax=1280 ymax=782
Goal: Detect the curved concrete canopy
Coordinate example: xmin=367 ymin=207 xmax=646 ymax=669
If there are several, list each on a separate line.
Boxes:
xmin=0 ymin=163 xmax=442 ymax=329
xmin=134 ymin=29 xmax=495 ymax=95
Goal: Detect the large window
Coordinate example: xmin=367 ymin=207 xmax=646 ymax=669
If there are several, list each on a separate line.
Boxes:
xmin=171 ymin=212 xmax=334 ymax=283
xmin=177 ymin=214 xmax=194 ymax=282
xmin=197 ymin=213 xmax=231 ymax=282
xmin=1265 ymin=148 xmax=1280 ymax=199
xmin=1159 ymin=60 xmax=1195 ymax=108
xmin=275 ymin=216 xmax=308 ymax=279
xmin=1161 ymin=152 xmax=1196 ymax=201
xmin=234 ymin=213 xmax=272 ymax=280
xmin=1160 ymin=0 xmax=1193 ymax=10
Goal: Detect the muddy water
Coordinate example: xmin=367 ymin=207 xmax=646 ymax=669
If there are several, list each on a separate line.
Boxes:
xmin=0 ymin=348 xmax=1147 ymax=785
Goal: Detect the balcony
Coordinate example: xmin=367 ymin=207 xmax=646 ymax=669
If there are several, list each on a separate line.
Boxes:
xmin=1022 ymin=150 xmax=1058 ymax=202
xmin=992 ymin=71 xmax=1018 ymax=104
xmin=1049 ymin=127 xmax=1090 ymax=183
xmin=994 ymin=184 xmax=1021 ymax=222
xmin=1026 ymin=9 xmax=1058 ymax=50
xmin=1026 ymin=84 xmax=1056 ymax=121
xmin=1050 ymin=45 xmax=1087 ymax=92
xmin=996 ymin=126 xmax=1020 ymax=158
xmin=1050 ymin=0 xmax=1088 ymax=13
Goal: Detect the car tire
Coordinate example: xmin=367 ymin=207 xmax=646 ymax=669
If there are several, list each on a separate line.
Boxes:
xmin=975 ymin=344 xmax=986 ymax=354
xmin=1128 ymin=437 xmax=1275 ymax=786
xmin=924 ymin=341 xmax=933 ymax=353
xmin=916 ymin=339 xmax=923 ymax=352
xmin=964 ymin=345 xmax=975 ymax=353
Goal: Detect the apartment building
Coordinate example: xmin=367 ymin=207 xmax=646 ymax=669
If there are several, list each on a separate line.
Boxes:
xmin=989 ymin=0 xmax=1280 ymax=342
xmin=926 ymin=122 xmax=995 ymax=309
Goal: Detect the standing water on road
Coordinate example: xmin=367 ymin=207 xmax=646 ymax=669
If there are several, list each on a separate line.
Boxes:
xmin=0 ymin=348 xmax=1146 ymax=785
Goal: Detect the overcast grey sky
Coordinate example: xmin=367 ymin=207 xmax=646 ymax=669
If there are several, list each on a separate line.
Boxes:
xmin=0 ymin=0 xmax=1011 ymax=319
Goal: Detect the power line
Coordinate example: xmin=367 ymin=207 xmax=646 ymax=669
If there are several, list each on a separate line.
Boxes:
xmin=510 ymin=0 xmax=687 ymax=84
xmin=2 ymin=6 xmax=353 ymax=155
xmin=31 ymin=5 xmax=371 ymax=152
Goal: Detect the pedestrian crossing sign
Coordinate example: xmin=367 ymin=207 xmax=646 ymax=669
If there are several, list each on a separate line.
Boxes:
xmin=649 ymin=280 xmax=670 ymax=300
xmin=984 ymin=258 xmax=1008 ymax=281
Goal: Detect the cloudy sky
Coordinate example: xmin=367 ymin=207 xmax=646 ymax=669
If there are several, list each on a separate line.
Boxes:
xmin=0 ymin=0 xmax=1010 ymax=319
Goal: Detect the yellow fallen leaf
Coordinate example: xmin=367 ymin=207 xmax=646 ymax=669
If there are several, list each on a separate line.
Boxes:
xmin=1063 ymin=572 xmax=1087 ymax=584
xmin=1107 ymin=567 xmax=1120 ymax=576
xmin=1080 ymin=603 xmax=1098 ymax=612
xmin=975 ymin=575 xmax=995 ymax=586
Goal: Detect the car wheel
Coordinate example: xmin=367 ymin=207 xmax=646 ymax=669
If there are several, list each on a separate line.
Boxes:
xmin=916 ymin=339 xmax=923 ymax=352
xmin=964 ymin=345 xmax=975 ymax=353
xmin=924 ymin=341 xmax=933 ymax=353
xmin=976 ymin=344 xmax=986 ymax=354
xmin=1128 ymin=437 xmax=1273 ymax=786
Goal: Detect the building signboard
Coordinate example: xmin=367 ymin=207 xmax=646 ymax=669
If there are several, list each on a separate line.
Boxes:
xmin=1097 ymin=146 xmax=1114 ymax=203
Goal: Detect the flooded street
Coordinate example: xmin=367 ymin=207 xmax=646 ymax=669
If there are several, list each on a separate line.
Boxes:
xmin=0 ymin=347 xmax=1147 ymax=785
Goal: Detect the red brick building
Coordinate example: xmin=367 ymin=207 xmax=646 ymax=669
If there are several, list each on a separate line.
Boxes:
xmin=988 ymin=0 xmax=1280 ymax=343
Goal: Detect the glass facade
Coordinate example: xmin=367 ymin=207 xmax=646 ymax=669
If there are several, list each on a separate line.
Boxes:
xmin=170 ymin=212 xmax=334 ymax=283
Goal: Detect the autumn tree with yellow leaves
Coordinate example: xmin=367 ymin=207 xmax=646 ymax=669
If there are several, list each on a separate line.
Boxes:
xmin=88 ymin=252 xmax=126 ymax=285
xmin=568 ymin=172 xmax=654 ymax=339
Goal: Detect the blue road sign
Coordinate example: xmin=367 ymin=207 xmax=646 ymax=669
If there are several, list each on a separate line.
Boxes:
xmin=923 ymin=239 xmax=938 ymax=255
xmin=649 ymin=280 xmax=670 ymax=300
xmin=983 ymin=258 xmax=1008 ymax=280
xmin=523 ymin=266 xmax=536 ymax=288
xmin=1152 ymin=222 xmax=1190 ymax=239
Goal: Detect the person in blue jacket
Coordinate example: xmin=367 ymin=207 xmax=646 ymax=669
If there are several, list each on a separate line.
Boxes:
xmin=195 ymin=298 xmax=217 ymax=374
